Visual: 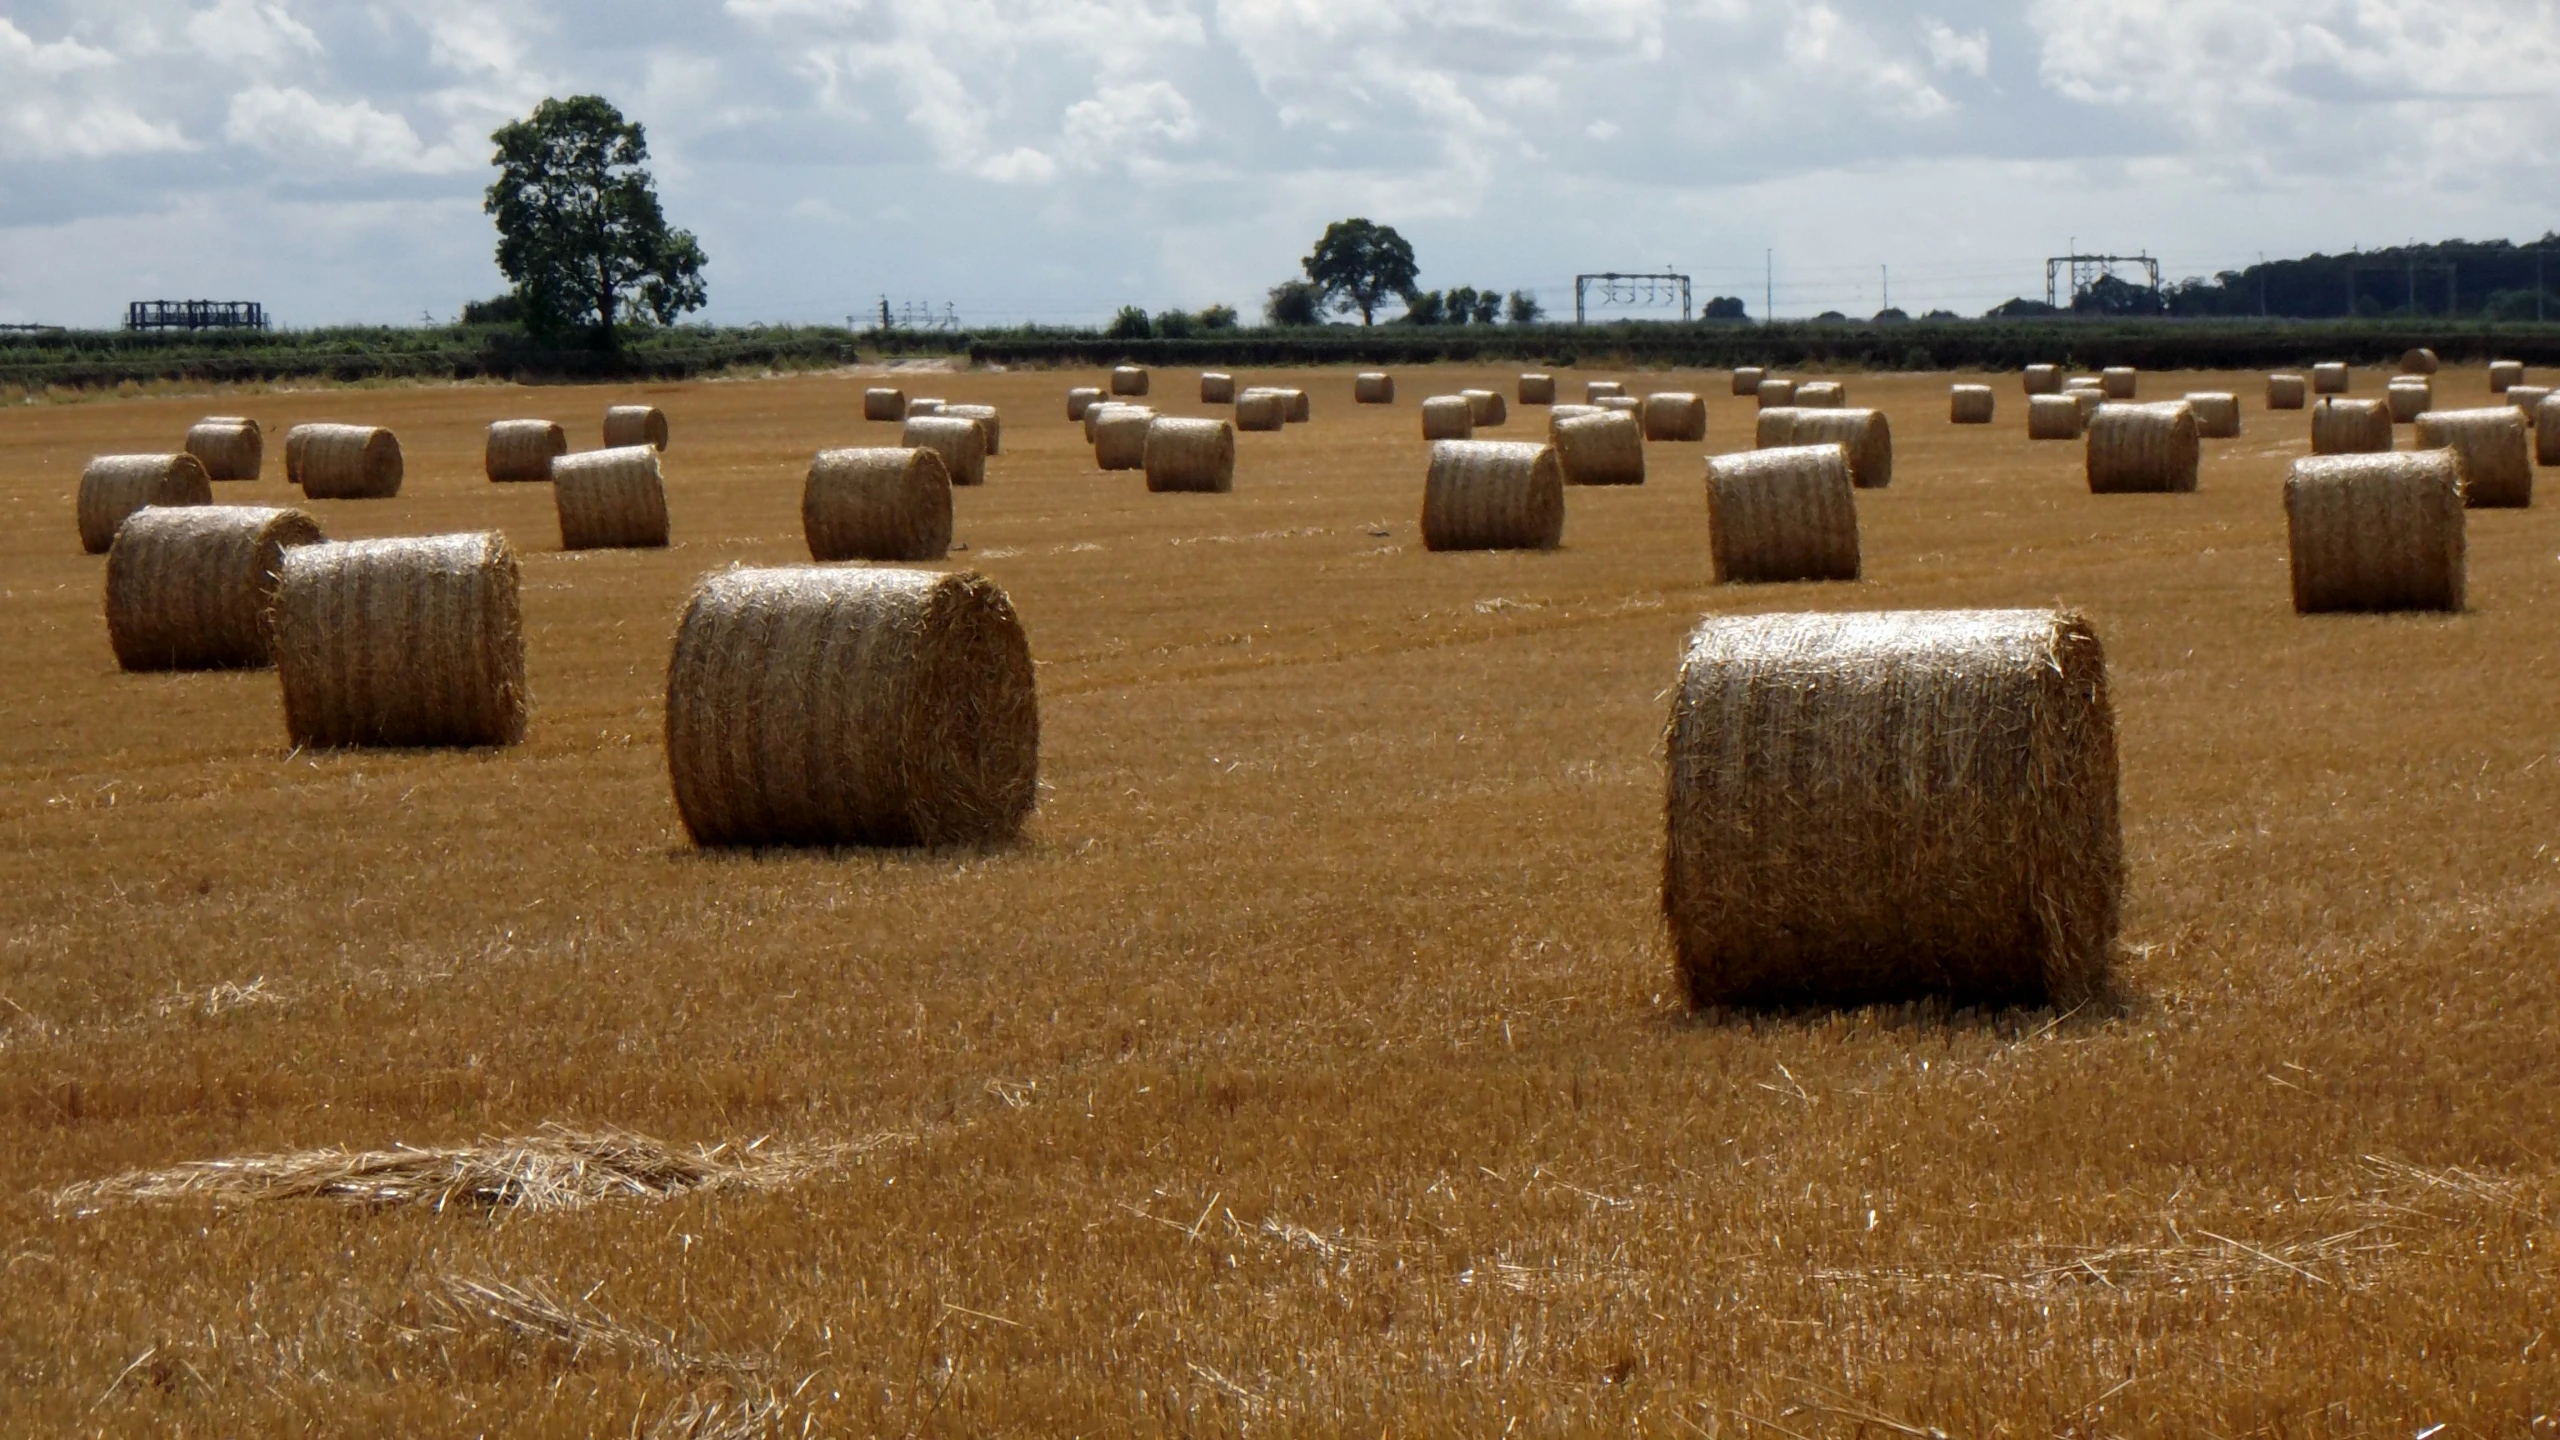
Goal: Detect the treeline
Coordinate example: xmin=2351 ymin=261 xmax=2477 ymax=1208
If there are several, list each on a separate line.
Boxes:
xmin=2019 ymin=237 xmax=2560 ymax=320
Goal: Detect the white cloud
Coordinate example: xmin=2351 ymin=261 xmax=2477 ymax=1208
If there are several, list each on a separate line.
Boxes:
xmin=0 ymin=19 xmax=191 ymax=158
xmin=183 ymin=0 xmax=322 ymax=70
xmin=223 ymin=85 xmax=468 ymax=173
xmin=1923 ymin=19 xmax=1988 ymax=78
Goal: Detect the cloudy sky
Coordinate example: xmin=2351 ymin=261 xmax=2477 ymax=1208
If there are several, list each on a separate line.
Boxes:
xmin=3 ymin=0 xmax=2556 ymax=329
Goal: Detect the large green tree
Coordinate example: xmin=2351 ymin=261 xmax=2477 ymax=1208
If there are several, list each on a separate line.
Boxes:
xmin=1302 ymin=218 xmax=1418 ymax=326
xmin=485 ymin=96 xmax=707 ymax=347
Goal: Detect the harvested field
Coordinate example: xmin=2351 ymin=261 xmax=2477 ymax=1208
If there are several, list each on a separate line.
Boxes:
xmin=0 ymin=363 xmax=2555 ymax=1435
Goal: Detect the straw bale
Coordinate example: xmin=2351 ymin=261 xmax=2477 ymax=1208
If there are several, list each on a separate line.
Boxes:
xmin=1277 ymin=388 xmax=1312 ymax=423
xmin=1236 ymin=391 xmax=1287 ymax=432
xmin=484 ymin=420 xmax=567 ymax=483
xmin=1732 ymin=367 xmax=1767 ymax=397
xmin=1144 ymin=417 xmax=1236 ymax=494
xmin=603 ymin=405 xmax=669 ymax=451
xmin=2027 ymin=394 xmax=2083 ymax=441
xmin=665 ymin=566 xmax=1039 ymax=847
xmin=1950 ymin=385 xmax=1995 ymax=425
xmin=2416 ymin=407 xmax=2533 ymax=508
xmin=1110 ymin=365 xmax=1150 ymax=396
xmin=2063 ymin=376 xmax=2102 ymax=393
xmin=1421 ymin=440 xmax=1563 ymax=551
xmin=1462 ymin=388 xmax=1508 ymax=426
xmin=906 ymin=398 xmax=945 ymax=420
xmin=1420 ymin=396 xmax=1474 ymax=441
xmin=1642 ymin=392 xmax=1708 ymax=442
xmin=2284 ymin=452 xmax=2464 ymax=613
xmin=1354 ymin=372 xmax=1394 ymax=404
xmin=1584 ymin=380 xmax=1626 ymax=402
xmin=77 ymin=454 xmax=213 ymax=554
xmin=1519 ymin=373 xmax=1557 ymax=405
xmin=1093 ymin=406 xmax=1156 ymax=470
xmin=1552 ymin=409 xmax=1645 ymax=486
xmin=1547 ymin=403 xmax=1604 ymax=431
xmin=2311 ymin=398 xmax=2393 ymax=456
xmin=1664 ymin=608 xmax=2120 ymax=1009
xmin=1704 ymin=445 xmax=1859 ymax=584
xmin=2100 ymin=367 xmax=2137 ymax=399
xmin=803 ymin=447 xmax=952 ymax=562
xmin=295 ymin=424 xmax=403 ymax=500
xmin=2386 ymin=377 xmax=2433 ymax=424
xmin=283 ymin=425 xmax=311 ymax=487
xmin=1598 ymin=395 xmax=1642 ymax=413
xmin=2184 ymin=392 xmax=2241 ymax=439
xmin=185 ymin=417 xmax=263 ymax=481
xmin=1201 ymin=372 xmax=1236 ymax=405
xmin=2267 ymin=373 xmax=2308 ymax=410
xmin=2069 ymin=389 xmax=2105 ymax=423
xmin=2313 ymin=362 xmax=2351 ymax=394
xmin=2507 ymin=385 xmax=2551 ymax=419
xmin=940 ymin=403 xmax=1002 ymax=456
xmin=2023 ymin=365 xmax=2061 ymax=395
xmin=1779 ymin=409 xmax=1893 ymax=489
xmin=105 ymin=505 xmax=322 ymax=670
xmin=1794 ymin=381 xmax=1846 ymax=409
xmin=551 ymin=446 xmax=671 ymax=550
xmin=2086 ymin=402 xmax=2199 ymax=493
xmin=1756 ymin=378 xmax=1797 ymax=409
xmin=864 ymin=387 xmax=907 ymax=422
xmin=1754 ymin=407 xmax=1802 ymax=449
xmin=271 ymin=532 xmax=527 ymax=749
xmin=1066 ymin=387 xmax=1104 ymax=422
xmin=2489 ymin=360 xmax=2525 ymax=393
xmin=1086 ymin=400 xmax=1150 ymax=446
xmin=2400 ymin=347 xmax=2441 ymax=376
xmin=2541 ymin=395 xmax=2560 ymax=468
xmin=903 ymin=414 xmax=988 ymax=487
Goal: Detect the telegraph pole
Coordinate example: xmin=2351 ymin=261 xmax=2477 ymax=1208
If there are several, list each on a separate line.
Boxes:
xmin=1764 ymin=250 xmax=1773 ymax=323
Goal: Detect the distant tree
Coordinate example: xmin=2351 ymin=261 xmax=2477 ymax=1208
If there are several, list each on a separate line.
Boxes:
xmin=1264 ymin=281 xmax=1323 ymax=326
xmin=1302 ymin=218 xmax=1419 ymax=326
xmin=1872 ymin=307 xmax=1909 ymax=324
xmin=460 ymin=294 xmax=524 ymax=326
xmin=1505 ymin=289 xmax=1544 ymax=324
xmin=1813 ymin=310 xmax=1848 ymax=322
xmin=1107 ymin=305 xmax=1154 ymax=339
xmin=1196 ymin=303 xmax=1239 ymax=330
xmin=1445 ymin=286 xmax=1480 ymax=324
xmin=1922 ymin=309 xmax=1962 ymax=321
xmin=1153 ymin=309 xmax=1194 ymax=338
xmin=1463 ymin=288 xmax=1501 ymax=324
xmin=485 ymin=95 xmax=707 ymax=348
xmin=1398 ymin=290 xmax=1446 ymax=325
xmin=1986 ymin=297 xmax=2060 ymax=318
xmin=1702 ymin=295 xmax=1749 ymax=321
xmin=2071 ymin=273 xmax=2165 ymax=316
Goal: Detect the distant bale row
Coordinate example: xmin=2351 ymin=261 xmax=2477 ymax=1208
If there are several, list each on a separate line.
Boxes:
xmin=106 ymin=505 xmax=322 ymax=670
xmin=1705 ymin=445 xmax=1859 ymax=584
xmin=79 ymin=454 xmax=212 ymax=554
xmin=1422 ymin=441 xmax=1563 ymax=551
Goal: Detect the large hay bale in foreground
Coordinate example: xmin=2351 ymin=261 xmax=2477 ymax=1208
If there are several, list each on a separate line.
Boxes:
xmin=1422 ymin=440 xmax=1563 ymax=551
xmin=272 ymin=533 xmax=527 ymax=748
xmin=2401 ymin=347 xmax=2441 ymax=376
xmin=1110 ymin=365 xmax=1150 ymax=396
xmin=484 ymin=420 xmax=567 ymax=483
xmin=1642 ymin=392 xmax=1707 ymax=441
xmin=903 ymin=415 xmax=988 ymax=487
xmin=2284 ymin=452 xmax=2465 ymax=614
xmin=2386 ymin=377 xmax=2433 ymax=424
xmin=804 ymin=447 xmax=952 ymax=561
xmin=864 ymin=388 xmax=907 ymax=422
xmin=2489 ymin=360 xmax=2525 ymax=393
xmin=1420 ymin=396 xmax=1474 ymax=440
xmin=1663 ymin=608 xmax=2120 ymax=1009
xmin=185 ymin=417 xmax=263 ymax=481
xmin=78 ymin=454 xmax=212 ymax=554
xmin=940 ymin=404 xmax=1002 ymax=455
xmin=106 ymin=505 xmax=322 ymax=670
xmin=1733 ymin=366 xmax=1767 ymax=397
xmin=1520 ymin=373 xmax=1557 ymax=405
xmin=2184 ymin=392 xmax=2241 ymax=439
xmin=2087 ymin=402 xmax=2199 ymax=493
xmin=1705 ymin=445 xmax=1859 ymax=584
xmin=2027 ymin=394 xmax=2083 ymax=440
xmin=2311 ymin=398 xmax=2393 ymax=456
xmin=1950 ymin=385 xmax=1994 ymax=424
xmin=1201 ymin=372 xmax=1236 ymax=405
xmin=295 ymin=425 xmax=403 ymax=500
xmin=2023 ymin=365 xmax=2061 ymax=395
xmin=1354 ymin=372 xmax=1394 ymax=404
xmin=665 ymin=567 xmax=1039 ymax=848
xmin=1093 ymin=406 xmax=1155 ymax=470
xmin=1584 ymin=380 xmax=1625 ymax=402
xmin=1235 ymin=392 xmax=1286 ymax=432
xmin=2541 ymin=395 xmax=2560 ymax=467
xmin=1794 ymin=381 xmax=1845 ymax=408
xmin=603 ymin=405 xmax=668 ymax=451
xmin=1755 ymin=378 xmax=1797 ymax=409
xmin=1762 ymin=408 xmax=1892 ymax=488
xmin=1066 ymin=387 xmax=1103 ymax=422
xmin=1552 ymin=409 xmax=1645 ymax=486
xmin=2268 ymin=374 xmax=2308 ymax=410
xmin=1462 ymin=389 xmax=1506 ymax=426
xmin=551 ymin=446 xmax=671 ymax=550
xmin=2313 ymin=362 xmax=2351 ymax=395
xmin=2417 ymin=407 xmax=2533 ymax=508
xmin=1144 ymin=417 xmax=1235 ymax=493
xmin=2100 ymin=367 xmax=2137 ymax=399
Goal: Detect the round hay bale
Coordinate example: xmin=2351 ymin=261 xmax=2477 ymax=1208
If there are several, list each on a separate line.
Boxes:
xmin=2313 ymin=362 xmax=2352 ymax=395
xmin=906 ymin=398 xmax=946 ymax=420
xmin=1704 ymin=445 xmax=1860 ymax=584
xmin=1584 ymin=380 xmax=1626 ymax=402
xmin=295 ymin=425 xmax=402 ymax=500
xmin=1779 ymin=409 xmax=1892 ymax=489
xmin=2069 ymin=389 xmax=2106 ymax=424
xmin=1278 ymin=388 xmax=1311 ymax=423
xmin=804 ymin=447 xmax=952 ymax=562
xmin=1642 ymin=392 xmax=1707 ymax=442
xmin=1201 ymin=372 xmax=1237 ymax=405
xmin=2100 ymin=367 xmax=2137 ymax=399
xmin=2489 ymin=359 xmax=2525 ymax=394
xmin=665 ymin=566 xmax=1038 ymax=848
xmin=1519 ymin=373 xmax=1557 ymax=405
xmin=903 ymin=415 xmax=989 ymax=487
xmin=1086 ymin=400 xmax=1150 ymax=446
xmin=78 ymin=454 xmax=213 ymax=554
xmin=2184 ymin=392 xmax=2241 ymax=439
xmin=1552 ymin=409 xmax=1645 ymax=487
xmin=1664 ymin=608 xmax=2120 ymax=1009
xmin=2023 ymin=364 xmax=2062 ymax=395
xmin=1235 ymin=392 xmax=1286 ymax=432
xmin=2311 ymin=398 xmax=2394 ymax=456
xmin=2537 ymin=394 xmax=2560 ymax=467
xmin=2027 ymin=394 xmax=2083 ymax=441
xmin=1420 ymin=396 xmax=1475 ymax=441
xmin=1144 ymin=417 xmax=1235 ymax=493
xmin=2400 ymin=347 xmax=2441 ymax=376
xmin=2268 ymin=373 xmax=2309 ymax=410
xmin=940 ymin=403 xmax=1002 ymax=456
xmin=185 ymin=417 xmax=263 ymax=481
xmin=1794 ymin=381 xmax=1846 ymax=409
xmin=2063 ymin=376 xmax=2102 ymax=393
xmin=864 ymin=387 xmax=907 ymax=422
xmin=1093 ymin=406 xmax=1155 ymax=470
xmin=2284 ymin=452 xmax=2465 ymax=614
xmin=603 ymin=405 xmax=668 ymax=451
xmin=1066 ymin=387 xmax=1104 ymax=422
xmin=484 ymin=420 xmax=567 ymax=483
xmin=1597 ymin=395 xmax=1642 ymax=413
xmin=1546 ymin=403 xmax=1604 ymax=432
xmin=552 ymin=446 xmax=671 ymax=550
xmin=283 ymin=425 xmax=311 ymax=487
xmin=1461 ymin=389 xmax=1507 ymax=426
xmin=2086 ymin=402 xmax=2199 ymax=493
xmin=2386 ymin=377 xmax=2433 ymax=424
xmin=1110 ymin=365 xmax=1150 ymax=396
xmin=1422 ymin=440 xmax=1563 ymax=551
xmin=1754 ymin=407 xmax=1802 ymax=449
xmin=2417 ymin=407 xmax=2533 ymax=508
xmin=1732 ymin=367 xmax=1766 ymax=397
xmin=105 ymin=505 xmax=322 ymax=670
xmin=2506 ymin=384 xmax=2550 ymax=419
xmin=1950 ymin=385 xmax=1995 ymax=425
xmin=272 ymin=532 xmax=526 ymax=748
xmin=1755 ymin=378 xmax=1797 ymax=409
xmin=1354 ymin=372 xmax=1394 ymax=404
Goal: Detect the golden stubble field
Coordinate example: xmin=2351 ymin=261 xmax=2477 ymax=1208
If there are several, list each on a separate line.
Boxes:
xmin=1 ymin=361 xmax=2555 ymax=1436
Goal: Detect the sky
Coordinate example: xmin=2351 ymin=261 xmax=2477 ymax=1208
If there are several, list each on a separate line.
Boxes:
xmin=3 ymin=0 xmax=2557 ymax=330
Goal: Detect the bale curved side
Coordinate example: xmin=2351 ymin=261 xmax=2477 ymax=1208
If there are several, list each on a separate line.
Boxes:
xmin=297 ymin=425 xmax=403 ymax=499
xmin=2386 ymin=379 xmax=2433 ymax=424
xmin=603 ymin=405 xmax=669 ymax=451
xmin=2311 ymin=398 xmax=2393 ymax=456
xmin=1520 ymin=373 xmax=1557 ymax=405
xmin=283 ymin=425 xmax=312 ymax=487
xmin=1461 ymin=389 xmax=1506 ymax=426
xmin=2539 ymin=394 xmax=2560 ymax=468
xmin=2184 ymin=392 xmax=2241 ymax=439
xmin=1354 ymin=373 xmax=1394 ymax=404
xmin=2284 ymin=452 xmax=2464 ymax=614
xmin=1421 ymin=441 xmax=1563 ymax=551
xmin=552 ymin=446 xmax=671 ymax=550
xmin=2416 ymin=407 xmax=2533 ymax=508
xmin=1277 ymin=388 xmax=1311 ymax=423
xmin=1092 ymin=408 xmax=1155 ymax=470
xmin=2100 ymin=368 xmax=2137 ymax=399
xmin=485 ymin=420 xmax=568 ymax=483
xmin=907 ymin=398 xmax=946 ymax=420
xmin=1732 ymin=367 xmax=1767 ymax=397
xmin=1755 ymin=407 xmax=1802 ymax=449
xmin=903 ymin=415 xmax=989 ymax=487
xmin=2313 ymin=362 xmax=2351 ymax=395
xmin=2509 ymin=385 xmax=2550 ymax=420
xmin=1642 ymin=392 xmax=1707 ymax=442
xmin=2489 ymin=360 xmax=2524 ymax=394
xmin=2267 ymin=374 xmax=2308 ymax=410
xmin=271 ymin=532 xmax=527 ymax=748
xmin=2070 ymin=390 xmax=2105 ymax=424
xmin=1584 ymin=380 xmax=1626 ymax=402
xmin=2023 ymin=365 xmax=2061 ymax=395
xmin=1235 ymin=393 xmax=1286 ymax=432
xmin=1552 ymin=410 xmax=1645 ymax=486
xmin=1110 ymin=365 xmax=1150 ymax=397
xmin=2087 ymin=403 xmax=2199 ymax=493
xmin=78 ymin=454 xmax=213 ymax=554
xmin=1785 ymin=409 xmax=1893 ymax=489
xmin=2027 ymin=395 xmax=2082 ymax=441
xmin=1066 ymin=387 xmax=1103 ymax=422
xmin=1794 ymin=381 xmax=1845 ymax=409
xmin=2401 ymin=348 xmax=2441 ymax=376
xmin=804 ymin=447 xmax=952 ymax=562
xmin=1950 ymin=385 xmax=1994 ymax=424
xmin=1755 ymin=378 xmax=1797 ymax=409
xmin=940 ymin=404 xmax=1002 ymax=456
xmin=105 ymin=505 xmax=323 ymax=670
xmin=1420 ymin=396 xmax=1474 ymax=441
xmin=1201 ymin=372 xmax=1236 ymax=405
xmin=864 ymin=388 xmax=907 ymax=422
xmin=185 ymin=417 xmax=263 ymax=481
xmin=1705 ymin=445 xmax=1859 ymax=584
xmin=1144 ymin=418 xmax=1236 ymax=493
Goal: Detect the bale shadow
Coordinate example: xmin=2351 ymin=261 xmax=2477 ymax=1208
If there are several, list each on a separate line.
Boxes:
xmin=1658 ymin=964 xmax=2141 ymax=1040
